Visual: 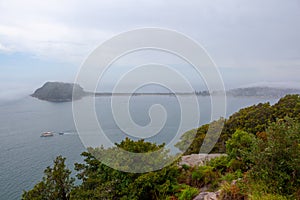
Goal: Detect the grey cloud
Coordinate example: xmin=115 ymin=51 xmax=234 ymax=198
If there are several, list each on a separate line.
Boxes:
xmin=0 ymin=0 xmax=299 ymax=86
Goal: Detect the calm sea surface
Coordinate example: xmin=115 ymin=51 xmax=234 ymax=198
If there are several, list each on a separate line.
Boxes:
xmin=0 ymin=95 xmax=278 ymax=199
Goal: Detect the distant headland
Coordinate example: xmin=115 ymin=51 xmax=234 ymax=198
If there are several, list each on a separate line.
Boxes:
xmin=31 ymin=82 xmax=87 ymax=102
xmin=31 ymin=82 xmax=300 ymax=102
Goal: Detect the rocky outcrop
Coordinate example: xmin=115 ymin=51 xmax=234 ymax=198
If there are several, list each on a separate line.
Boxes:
xmin=179 ymin=154 xmax=227 ymax=167
xmin=31 ymin=82 xmax=86 ymax=102
xmin=193 ymin=190 xmax=221 ymax=200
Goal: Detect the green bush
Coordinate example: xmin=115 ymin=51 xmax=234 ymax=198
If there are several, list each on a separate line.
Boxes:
xmin=250 ymin=118 xmax=300 ymax=196
xmin=250 ymin=192 xmax=289 ymax=200
xmin=207 ymin=155 xmax=228 ymax=174
xmin=242 ymin=179 xmax=290 ymax=200
xmin=71 ymin=138 xmax=180 ymax=200
xmin=226 ymin=130 xmax=256 ymax=172
xmin=221 ymin=170 xmax=243 ymax=183
xmin=191 ymin=165 xmax=220 ymax=188
xmin=176 ymin=94 xmax=300 ymax=155
xmin=22 ymin=156 xmax=75 ymax=200
xmin=176 ymin=184 xmax=199 ymax=200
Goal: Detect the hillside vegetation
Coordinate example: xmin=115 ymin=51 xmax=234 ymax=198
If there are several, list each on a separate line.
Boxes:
xmin=23 ymin=95 xmax=300 ymax=200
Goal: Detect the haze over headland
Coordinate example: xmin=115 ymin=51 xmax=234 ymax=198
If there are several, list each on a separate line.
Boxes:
xmin=0 ymin=0 xmax=299 ymax=102
xmin=29 ymin=81 xmax=300 ymax=103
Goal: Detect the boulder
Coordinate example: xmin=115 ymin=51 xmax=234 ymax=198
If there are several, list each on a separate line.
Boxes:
xmin=179 ymin=154 xmax=227 ymax=167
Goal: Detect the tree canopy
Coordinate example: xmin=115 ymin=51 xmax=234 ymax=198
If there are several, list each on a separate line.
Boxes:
xmin=22 ymin=156 xmax=75 ymax=200
xmin=177 ymin=94 xmax=300 ymax=155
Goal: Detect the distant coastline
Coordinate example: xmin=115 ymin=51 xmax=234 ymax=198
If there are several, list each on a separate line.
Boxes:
xmin=92 ymin=92 xmax=209 ymax=96
xmin=31 ymin=82 xmax=300 ymax=102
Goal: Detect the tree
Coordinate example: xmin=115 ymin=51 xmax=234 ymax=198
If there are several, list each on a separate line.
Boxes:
xmin=176 ymin=118 xmax=225 ymax=155
xmin=272 ymin=94 xmax=300 ymax=120
xmin=71 ymin=138 xmax=180 ymax=199
xmin=22 ymin=156 xmax=75 ymax=200
xmin=222 ymin=102 xmax=273 ymax=136
xmin=176 ymin=95 xmax=300 ymax=155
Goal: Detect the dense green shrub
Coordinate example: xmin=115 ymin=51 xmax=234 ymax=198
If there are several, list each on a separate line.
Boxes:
xmin=206 ymin=155 xmax=228 ymax=174
xmin=250 ymin=118 xmax=300 ymax=196
xmin=175 ymin=125 xmax=208 ymax=155
xmin=221 ymin=170 xmax=243 ymax=183
xmin=175 ymin=184 xmax=199 ymax=200
xmin=71 ymin=138 xmax=180 ymax=200
xmin=226 ymin=130 xmax=256 ymax=171
xmin=239 ymin=179 xmax=290 ymax=200
xmin=177 ymin=95 xmax=300 ymax=155
xmin=191 ymin=165 xmax=220 ymax=188
xmin=272 ymin=94 xmax=300 ymax=120
xmin=250 ymin=194 xmax=289 ymax=200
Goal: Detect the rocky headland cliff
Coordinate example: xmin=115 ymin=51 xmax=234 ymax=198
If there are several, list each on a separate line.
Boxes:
xmin=31 ymin=82 xmax=86 ymax=102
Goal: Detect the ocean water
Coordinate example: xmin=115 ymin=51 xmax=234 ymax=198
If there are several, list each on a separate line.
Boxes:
xmin=0 ymin=95 xmax=278 ymax=199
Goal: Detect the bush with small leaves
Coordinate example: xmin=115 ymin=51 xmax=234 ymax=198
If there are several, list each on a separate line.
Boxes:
xmin=22 ymin=156 xmax=75 ymax=200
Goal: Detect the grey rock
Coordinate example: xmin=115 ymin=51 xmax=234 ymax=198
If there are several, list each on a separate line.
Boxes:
xmin=179 ymin=154 xmax=227 ymax=167
xmin=193 ymin=190 xmax=220 ymax=200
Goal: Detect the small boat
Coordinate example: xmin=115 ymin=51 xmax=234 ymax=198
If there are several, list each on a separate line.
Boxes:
xmin=40 ymin=132 xmax=54 ymax=137
xmin=58 ymin=132 xmax=64 ymax=135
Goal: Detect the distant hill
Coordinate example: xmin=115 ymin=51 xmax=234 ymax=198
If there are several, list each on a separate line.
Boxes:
xmin=31 ymin=82 xmax=86 ymax=102
xmin=227 ymin=87 xmax=300 ymax=97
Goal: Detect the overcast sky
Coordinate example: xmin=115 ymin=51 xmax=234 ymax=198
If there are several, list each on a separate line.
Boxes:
xmin=0 ymin=0 xmax=300 ymax=99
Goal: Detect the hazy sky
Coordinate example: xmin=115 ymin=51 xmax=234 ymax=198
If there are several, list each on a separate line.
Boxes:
xmin=0 ymin=0 xmax=300 ymax=99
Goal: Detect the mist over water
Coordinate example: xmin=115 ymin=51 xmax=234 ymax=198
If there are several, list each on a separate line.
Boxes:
xmin=0 ymin=85 xmax=32 ymax=104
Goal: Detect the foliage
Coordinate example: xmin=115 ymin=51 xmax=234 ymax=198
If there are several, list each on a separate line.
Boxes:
xmin=23 ymin=95 xmax=300 ymax=199
xmin=206 ymin=155 xmax=229 ymax=174
xmin=190 ymin=165 xmax=220 ymax=188
xmin=250 ymin=194 xmax=289 ymax=200
xmin=22 ymin=155 xmax=75 ymax=200
xmin=250 ymin=118 xmax=300 ymax=196
xmin=226 ymin=130 xmax=256 ymax=171
xmin=245 ymin=180 xmax=289 ymax=200
xmin=71 ymin=138 xmax=180 ymax=200
xmin=272 ymin=94 xmax=300 ymax=120
xmin=223 ymin=102 xmax=273 ymax=136
xmin=177 ymin=118 xmax=226 ymax=155
xmin=201 ymin=118 xmax=226 ymax=153
xmin=87 ymin=137 xmax=171 ymax=173
xmin=177 ymin=94 xmax=300 ymax=155
xmin=176 ymin=125 xmax=208 ymax=155
xmin=219 ymin=181 xmax=246 ymax=200
xmin=220 ymin=170 xmax=243 ymax=183
xmin=176 ymin=184 xmax=199 ymax=200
